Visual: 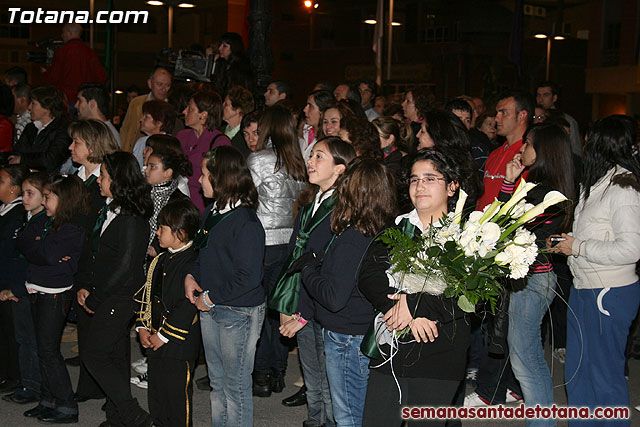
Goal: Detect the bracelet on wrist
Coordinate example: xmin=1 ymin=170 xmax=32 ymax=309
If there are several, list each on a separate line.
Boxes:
xmin=202 ymin=290 xmax=215 ymax=309
xmin=296 ymin=312 xmax=308 ymax=326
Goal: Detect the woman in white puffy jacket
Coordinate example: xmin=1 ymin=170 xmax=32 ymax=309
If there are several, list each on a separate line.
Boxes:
xmin=551 ymin=115 xmax=640 ymax=423
xmin=247 ymin=105 xmax=307 ymax=396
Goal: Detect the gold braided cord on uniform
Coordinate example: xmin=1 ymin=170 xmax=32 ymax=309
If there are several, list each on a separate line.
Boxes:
xmin=133 ymin=253 xmax=162 ymax=333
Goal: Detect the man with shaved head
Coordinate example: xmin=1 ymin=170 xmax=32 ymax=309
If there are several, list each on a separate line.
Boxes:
xmin=119 ymin=67 xmax=173 ymax=152
xmin=41 ymin=24 xmax=107 ymax=118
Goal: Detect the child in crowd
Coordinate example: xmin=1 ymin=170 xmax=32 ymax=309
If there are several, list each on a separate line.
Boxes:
xmin=145 ymin=148 xmax=192 ymax=256
xmin=78 ymin=152 xmax=154 ymax=427
xmin=17 ymin=174 xmax=89 ymax=424
xmin=274 ymin=136 xmax=356 ymax=427
xmin=289 ymin=158 xmax=397 ymax=427
xmin=0 ymin=171 xmax=47 ymax=405
xmin=135 ymin=199 xmax=201 ymax=427
xmin=184 ymin=145 xmax=265 ymax=427
xmin=143 ymin=134 xmax=191 ymax=197
xmin=0 ymin=165 xmax=28 ymax=398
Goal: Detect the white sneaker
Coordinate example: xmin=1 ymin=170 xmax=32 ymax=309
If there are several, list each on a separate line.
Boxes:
xmin=553 ymin=348 xmax=566 ymax=364
xmin=506 ymin=389 xmax=523 ymax=403
xmin=133 ymin=362 xmax=148 ymax=374
xmin=464 ymin=392 xmax=493 ymax=407
xmin=130 ymin=357 xmax=146 ymax=370
xmin=130 ymin=372 xmax=148 ymax=389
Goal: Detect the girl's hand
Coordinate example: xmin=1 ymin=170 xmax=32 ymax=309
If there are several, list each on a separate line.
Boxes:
xmin=410 ymin=318 xmax=438 ymax=343
xmin=138 ymin=328 xmax=152 ymax=348
xmin=194 ymin=292 xmax=213 ymax=312
xmin=185 ymin=274 xmax=203 ymax=304
xmin=547 ymin=233 xmax=574 ymax=256
xmin=149 ymin=333 xmax=166 ymax=351
xmin=77 ymin=288 xmax=90 ymax=306
xmin=280 ymin=313 xmax=294 ymax=327
xmin=279 ymin=318 xmax=305 ymax=338
xmin=383 ymin=294 xmax=413 ymax=331
xmin=58 ymin=255 xmax=71 ymax=263
xmin=505 ymin=154 xmax=526 ymax=183
xmin=147 ymin=246 xmax=157 ymax=257
xmin=0 ymin=290 xmax=18 ymax=302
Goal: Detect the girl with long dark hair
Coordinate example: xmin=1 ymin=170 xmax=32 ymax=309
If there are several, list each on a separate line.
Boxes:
xmin=17 ymin=174 xmax=89 ymax=424
xmin=184 ymin=145 xmax=265 ymax=427
xmin=495 ymin=123 xmax=575 ymax=425
xmin=78 ymin=152 xmax=154 ymax=427
xmin=551 ymin=115 xmax=640 ymax=419
xmin=248 ymin=105 xmax=307 ymax=397
xmin=301 ymin=90 xmax=334 ymax=159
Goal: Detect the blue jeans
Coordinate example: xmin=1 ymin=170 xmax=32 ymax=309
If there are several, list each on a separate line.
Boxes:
xmin=12 ymin=297 xmax=40 ymax=394
xmin=298 ymin=320 xmax=335 ymax=426
xmin=31 ymin=290 xmax=77 ymax=415
xmin=323 ymin=330 xmax=369 ymax=427
xmin=201 ymin=303 xmax=265 ymax=427
xmin=508 ymin=271 xmax=557 ymax=427
xmin=566 ymin=283 xmax=639 ymax=426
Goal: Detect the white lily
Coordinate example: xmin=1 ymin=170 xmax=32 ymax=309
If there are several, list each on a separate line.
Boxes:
xmin=515 ymin=190 xmax=568 ymax=226
xmin=452 ymin=189 xmax=468 ymax=225
xmin=478 ymin=199 xmax=503 ymax=224
xmin=495 ymin=178 xmax=537 ymax=218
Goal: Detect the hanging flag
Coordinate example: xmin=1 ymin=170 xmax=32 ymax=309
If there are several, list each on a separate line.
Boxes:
xmin=373 ymin=0 xmax=384 ymax=87
xmin=509 ymin=0 xmax=524 ymax=76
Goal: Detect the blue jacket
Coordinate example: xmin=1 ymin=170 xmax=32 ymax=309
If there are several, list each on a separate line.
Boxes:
xmin=190 ymin=206 xmax=265 ymax=307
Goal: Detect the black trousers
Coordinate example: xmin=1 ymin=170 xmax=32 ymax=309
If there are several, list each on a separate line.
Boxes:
xmin=0 ymin=299 xmax=20 ymax=382
xmin=148 ymin=357 xmax=196 ymax=427
xmin=83 ymin=297 xmax=147 ymax=426
xmin=362 ymin=370 xmax=459 ymax=427
xmin=74 ymin=300 xmax=105 ymax=399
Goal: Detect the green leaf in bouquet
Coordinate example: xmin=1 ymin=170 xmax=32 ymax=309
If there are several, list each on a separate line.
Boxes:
xmin=458 ymin=294 xmax=475 ymax=312
xmin=426 ymin=246 xmax=441 ymax=258
xmin=444 ymin=286 xmax=456 ymax=298
xmin=444 ymin=240 xmax=457 ymax=252
xmin=466 ymin=274 xmax=479 ymax=290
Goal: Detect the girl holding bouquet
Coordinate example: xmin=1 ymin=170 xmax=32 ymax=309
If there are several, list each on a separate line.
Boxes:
xmin=359 ymin=148 xmax=477 ymax=426
xmin=501 ymin=123 xmax=575 ymax=426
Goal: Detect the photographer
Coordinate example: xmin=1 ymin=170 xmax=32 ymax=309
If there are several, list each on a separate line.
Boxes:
xmin=40 ymin=24 xmax=106 ymax=119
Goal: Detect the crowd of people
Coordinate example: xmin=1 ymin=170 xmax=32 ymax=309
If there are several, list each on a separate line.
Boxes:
xmin=0 ymin=26 xmax=638 ymax=427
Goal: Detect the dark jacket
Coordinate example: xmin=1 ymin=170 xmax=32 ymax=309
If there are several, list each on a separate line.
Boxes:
xmin=230 ymin=129 xmax=251 ymax=159
xmin=0 ymin=201 xmax=26 ymax=294
xmin=136 ymin=246 xmax=201 ymax=361
xmin=189 ymin=206 xmax=265 ymax=307
xmin=84 ymin=214 xmax=149 ymax=312
xmin=358 ymin=224 xmax=470 ymax=381
xmin=301 ymin=227 xmax=375 ymax=335
xmin=16 ymin=213 xmax=87 ymax=290
xmin=14 ymin=118 xmax=71 ymax=173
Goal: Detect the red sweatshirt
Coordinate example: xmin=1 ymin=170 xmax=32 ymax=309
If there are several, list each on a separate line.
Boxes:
xmin=476 ymin=139 xmax=528 ymax=210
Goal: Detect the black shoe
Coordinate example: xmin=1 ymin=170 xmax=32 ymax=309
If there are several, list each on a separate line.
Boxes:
xmin=3 ymin=388 xmax=39 ymax=404
xmin=252 ymin=371 xmax=272 ymax=398
xmin=195 ymin=375 xmax=211 ymax=391
xmin=133 ymin=411 xmax=153 ymax=427
xmin=0 ymin=378 xmax=21 ymax=394
xmin=73 ymin=392 xmax=104 ymax=403
xmin=282 ymin=385 xmax=307 ymax=407
xmin=270 ymin=370 xmax=286 ymax=393
xmin=37 ymin=410 xmax=78 ymax=424
xmin=302 ymin=422 xmax=324 ymax=427
xmin=64 ymin=356 xmax=80 ymax=367
xmin=24 ymin=404 xmax=54 ymax=418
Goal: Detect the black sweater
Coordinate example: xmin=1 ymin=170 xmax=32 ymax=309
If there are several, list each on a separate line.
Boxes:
xmin=0 ymin=201 xmax=26 ymax=295
xmin=16 ymin=213 xmax=87 ymax=290
xmin=301 ymin=227 xmax=375 ymax=335
xmin=14 ymin=118 xmax=71 ymax=173
xmin=358 ymin=224 xmax=470 ymax=381
xmin=136 ymin=245 xmax=201 ymax=362
xmin=84 ymin=215 xmax=149 ymax=311
xmin=189 ymin=206 xmax=265 ymax=307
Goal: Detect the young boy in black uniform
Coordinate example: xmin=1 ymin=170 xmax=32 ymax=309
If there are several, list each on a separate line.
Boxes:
xmin=135 ymin=199 xmax=201 ymax=427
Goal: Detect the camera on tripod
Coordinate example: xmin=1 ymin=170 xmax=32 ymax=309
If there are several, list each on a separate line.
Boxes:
xmin=27 ymin=38 xmax=64 ymax=65
xmin=155 ymin=48 xmax=214 ymax=83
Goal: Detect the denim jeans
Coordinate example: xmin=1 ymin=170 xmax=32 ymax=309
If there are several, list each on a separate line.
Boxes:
xmin=12 ymin=297 xmax=40 ymax=394
xmin=298 ymin=320 xmax=335 ymax=426
xmin=255 ymin=244 xmax=291 ymax=374
xmin=566 ymin=283 xmax=640 ymax=426
xmin=323 ymin=330 xmax=369 ymax=427
xmin=31 ymin=290 xmax=77 ymax=415
xmin=201 ymin=303 xmax=265 ymax=427
xmin=508 ymin=271 xmax=557 ymax=427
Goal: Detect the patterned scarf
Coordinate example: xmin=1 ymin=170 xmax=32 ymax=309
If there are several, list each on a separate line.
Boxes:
xmin=148 ymin=179 xmax=179 ymax=249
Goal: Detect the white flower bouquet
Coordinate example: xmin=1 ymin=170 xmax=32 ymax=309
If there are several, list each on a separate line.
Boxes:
xmin=381 ymin=179 xmax=567 ymax=313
